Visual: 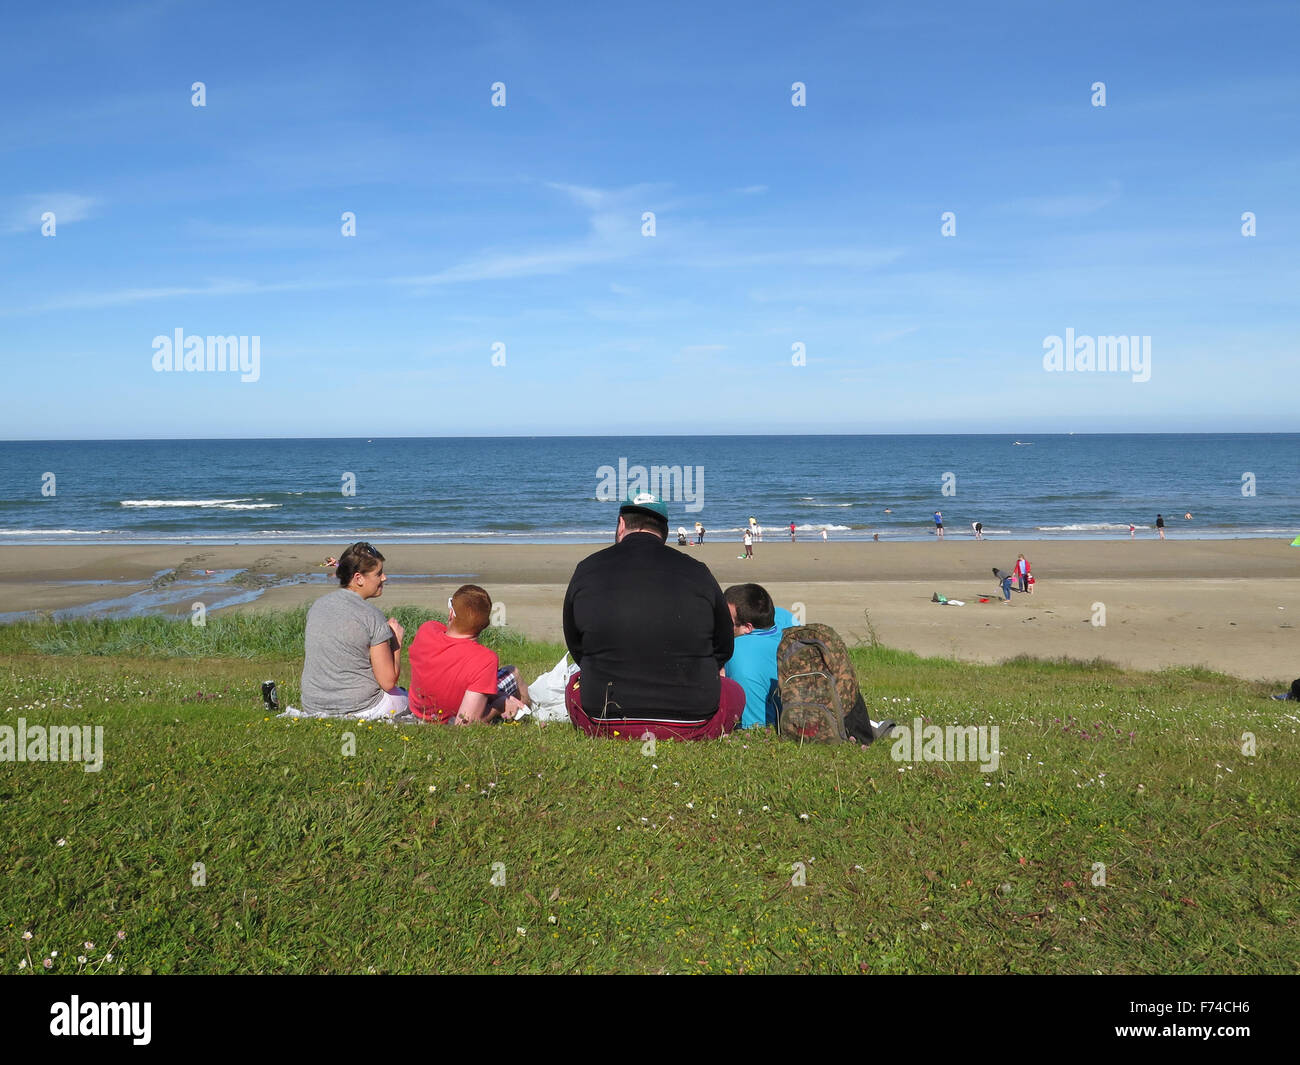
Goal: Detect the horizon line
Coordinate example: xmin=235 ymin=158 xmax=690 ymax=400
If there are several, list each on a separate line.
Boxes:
xmin=3 ymin=431 xmax=1299 ymax=444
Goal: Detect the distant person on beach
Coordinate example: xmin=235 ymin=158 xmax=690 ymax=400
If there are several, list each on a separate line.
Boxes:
xmin=972 ymin=521 xmax=983 ymax=540
xmin=562 ymin=493 xmax=743 ymax=740
xmin=1015 ymin=554 xmax=1031 ymax=594
xmin=934 ymin=511 xmax=944 ymax=540
xmin=723 ymin=583 xmax=796 ymax=729
xmin=695 ymin=521 xmax=706 ymax=545
xmin=821 ymin=528 xmax=828 ymax=542
xmin=993 ymin=567 xmax=1014 ymax=603
xmin=677 ymin=527 xmax=689 ymax=546
xmin=743 ymin=527 xmax=754 ymax=559
xmin=300 ymin=542 xmax=408 ymax=718
xmin=1129 ymin=523 xmax=1136 ymax=540
xmin=753 ymin=519 xmax=763 ymax=542
xmin=790 ymin=521 xmax=797 ymax=542
xmin=408 ymin=584 xmax=529 ymax=725
xmin=1156 ymin=514 xmax=1166 ymax=540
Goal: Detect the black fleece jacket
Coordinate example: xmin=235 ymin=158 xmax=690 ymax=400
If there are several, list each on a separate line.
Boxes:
xmin=562 ymin=533 xmax=734 ymax=720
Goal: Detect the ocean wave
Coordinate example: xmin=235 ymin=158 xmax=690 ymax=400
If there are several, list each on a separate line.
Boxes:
xmin=0 ymin=529 xmax=114 ymax=535
xmin=1037 ymin=523 xmax=1144 ymax=532
xmin=1235 ymin=527 xmax=1300 ymax=534
xmin=121 ymin=498 xmax=250 ymax=508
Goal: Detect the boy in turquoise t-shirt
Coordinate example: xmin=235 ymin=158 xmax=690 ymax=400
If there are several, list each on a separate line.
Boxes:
xmin=723 ymin=583 xmax=796 ymax=729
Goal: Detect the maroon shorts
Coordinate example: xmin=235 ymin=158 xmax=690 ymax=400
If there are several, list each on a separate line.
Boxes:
xmin=565 ymin=672 xmax=745 ymax=741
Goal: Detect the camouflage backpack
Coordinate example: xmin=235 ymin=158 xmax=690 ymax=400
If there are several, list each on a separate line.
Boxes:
xmin=777 ymin=623 xmax=870 ymax=744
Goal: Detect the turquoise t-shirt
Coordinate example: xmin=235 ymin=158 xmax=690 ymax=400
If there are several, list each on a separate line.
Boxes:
xmin=726 ymin=607 xmax=796 ymax=729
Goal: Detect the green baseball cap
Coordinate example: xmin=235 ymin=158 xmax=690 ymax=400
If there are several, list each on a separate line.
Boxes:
xmin=619 ymin=491 xmax=669 ymax=522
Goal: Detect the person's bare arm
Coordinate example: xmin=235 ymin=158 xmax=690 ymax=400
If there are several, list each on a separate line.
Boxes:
xmin=454 ymin=690 xmax=490 ymax=725
xmin=369 ymin=641 xmax=399 ymax=691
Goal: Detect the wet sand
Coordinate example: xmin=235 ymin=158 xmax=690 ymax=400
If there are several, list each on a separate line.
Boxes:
xmin=2 ymin=540 xmax=1297 ymax=682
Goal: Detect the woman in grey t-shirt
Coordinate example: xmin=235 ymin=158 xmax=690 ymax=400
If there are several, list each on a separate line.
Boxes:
xmin=300 ymin=542 xmax=409 ymax=717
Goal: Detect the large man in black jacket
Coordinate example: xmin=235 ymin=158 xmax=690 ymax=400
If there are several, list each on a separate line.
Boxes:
xmin=562 ymin=493 xmax=745 ymax=739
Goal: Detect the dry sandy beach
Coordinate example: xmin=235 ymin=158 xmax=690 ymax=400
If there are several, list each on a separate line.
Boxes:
xmin=2 ymin=540 xmax=1297 ymax=683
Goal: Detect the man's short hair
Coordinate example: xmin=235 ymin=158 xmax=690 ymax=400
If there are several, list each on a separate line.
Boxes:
xmin=451 ymin=584 xmax=492 ymax=635
xmin=724 ymin=583 xmax=775 ymax=628
xmin=336 ymin=541 xmax=384 ymax=587
xmin=621 ymin=510 xmax=668 ymax=539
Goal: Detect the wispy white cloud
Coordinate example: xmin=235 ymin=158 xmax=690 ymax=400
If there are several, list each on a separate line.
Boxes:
xmin=394 ymin=182 xmax=665 ymax=286
xmin=1006 ymin=181 xmax=1122 ymax=219
xmin=691 ymin=247 xmax=902 ymax=271
xmin=873 ymin=325 xmax=919 ymax=344
xmin=735 ymin=184 xmax=768 ymax=195
xmin=3 ymin=181 xmax=904 ymax=315
xmin=3 ymin=193 xmax=98 ymax=234
xmin=0 ymin=277 xmax=351 ymax=316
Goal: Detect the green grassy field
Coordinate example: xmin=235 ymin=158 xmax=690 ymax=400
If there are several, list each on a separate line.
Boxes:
xmin=2 ymin=610 xmax=1296 ymax=974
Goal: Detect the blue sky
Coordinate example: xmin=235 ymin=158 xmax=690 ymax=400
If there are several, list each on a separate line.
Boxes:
xmin=1 ymin=0 xmax=1296 ymax=438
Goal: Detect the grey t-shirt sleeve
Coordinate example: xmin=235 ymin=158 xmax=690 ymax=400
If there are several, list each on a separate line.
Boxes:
xmin=361 ymin=604 xmax=392 ymax=647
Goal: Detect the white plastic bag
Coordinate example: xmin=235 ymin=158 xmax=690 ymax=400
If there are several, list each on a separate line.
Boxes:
xmin=527 ymin=653 xmax=579 ymax=722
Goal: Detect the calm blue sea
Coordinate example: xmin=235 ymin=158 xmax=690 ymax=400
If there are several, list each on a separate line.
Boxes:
xmin=0 ymin=435 xmax=1296 ymax=545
